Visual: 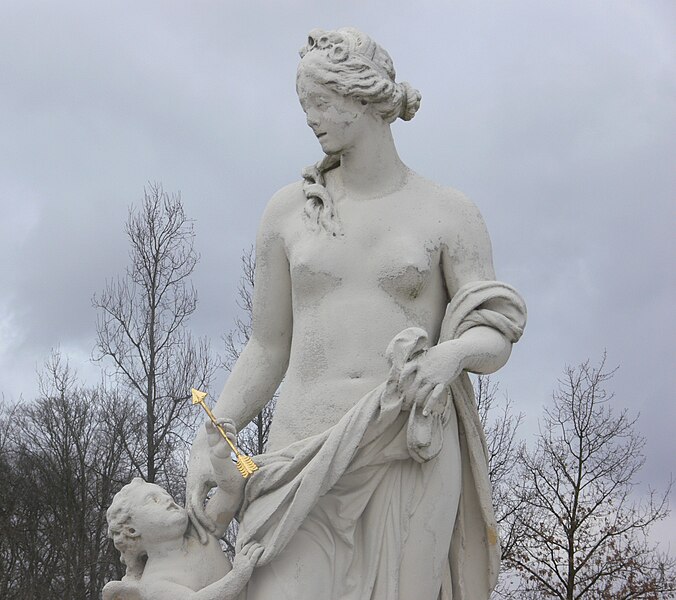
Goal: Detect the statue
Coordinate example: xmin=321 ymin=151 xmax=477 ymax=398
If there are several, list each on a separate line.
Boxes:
xmin=106 ymin=27 xmax=526 ymax=600
xmin=103 ymin=421 xmax=262 ymax=600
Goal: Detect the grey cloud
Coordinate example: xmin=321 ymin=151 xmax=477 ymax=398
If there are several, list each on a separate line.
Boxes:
xmin=1 ymin=0 xmax=674 ymax=546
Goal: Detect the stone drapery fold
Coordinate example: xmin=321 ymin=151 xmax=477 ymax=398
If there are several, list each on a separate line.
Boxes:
xmin=233 ymin=280 xmax=526 ymax=600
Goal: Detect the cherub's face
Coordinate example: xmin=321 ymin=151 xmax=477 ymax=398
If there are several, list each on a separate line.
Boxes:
xmin=127 ymin=483 xmax=188 ymax=545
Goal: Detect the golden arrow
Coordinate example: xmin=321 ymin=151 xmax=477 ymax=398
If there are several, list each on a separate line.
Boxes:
xmin=191 ymin=388 xmax=259 ymax=479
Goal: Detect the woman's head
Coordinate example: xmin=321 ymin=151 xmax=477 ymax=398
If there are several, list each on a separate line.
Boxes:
xmin=297 ymin=28 xmax=421 ymax=235
xmin=107 ymin=478 xmax=188 ymax=579
xmin=297 ymin=27 xmax=421 ymax=125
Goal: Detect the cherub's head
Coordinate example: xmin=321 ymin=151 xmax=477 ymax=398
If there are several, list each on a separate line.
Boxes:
xmin=107 ymin=478 xmax=189 ymax=579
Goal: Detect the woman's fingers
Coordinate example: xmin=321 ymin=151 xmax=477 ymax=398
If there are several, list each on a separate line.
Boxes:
xmin=241 ymin=541 xmax=254 ymax=555
xmin=205 ymin=418 xmax=237 ymax=449
xmin=413 ymin=381 xmax=434 ymax=410
xmin=423 ymin=383 xmax=448 ymax=417
xmin=240 ymin=541 xmax=264 ymax=560
xmin=215 ymin=417 xmax=236 ymax=432
xmin=251 ymin=544 xmax=265 ymax=562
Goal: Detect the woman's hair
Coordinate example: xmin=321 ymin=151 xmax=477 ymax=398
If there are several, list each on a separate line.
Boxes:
xmin=298 ymin=27 xmax=421 ymax=123
xmin=106 ymin=478 xmax=148 ymax=581
xmin=298 ymin=28 xmax=421 ymax=235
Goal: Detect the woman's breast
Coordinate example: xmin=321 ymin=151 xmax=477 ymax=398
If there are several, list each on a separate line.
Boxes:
xmin=289 ymin=233 xmax=443 ymax=307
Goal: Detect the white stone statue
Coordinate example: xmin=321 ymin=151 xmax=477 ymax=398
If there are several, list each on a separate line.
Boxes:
xmin=103 ymin=422 xmax=262 ymax=600
xmin=110 ymin=26 xmax=526 ymax=600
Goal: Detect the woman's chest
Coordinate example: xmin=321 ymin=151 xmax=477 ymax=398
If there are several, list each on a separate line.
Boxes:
xmin=286 ymin=220 xmax=445 ymax=302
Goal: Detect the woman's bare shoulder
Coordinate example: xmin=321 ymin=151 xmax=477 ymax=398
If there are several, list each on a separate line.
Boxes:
xmin=407 ymin=171 xmax=485 ymax=231
xmin=409 ymin=174 xmax=496 ymax=281
xmin=266 ymin=180 xmax=305 ymax=215
xmin=256 ymin=180 xmax=304 ymax=238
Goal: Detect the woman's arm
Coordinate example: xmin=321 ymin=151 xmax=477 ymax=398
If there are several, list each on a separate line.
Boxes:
xmin=399 ymin=193 xmax=512 ymax=412
xmin=186 ymin=186 xmax=295 ymax=538
xmin=213 ymin=190 xmax=294 ymax=428
xmin=439 ymin=192 xmax=512 ymax=374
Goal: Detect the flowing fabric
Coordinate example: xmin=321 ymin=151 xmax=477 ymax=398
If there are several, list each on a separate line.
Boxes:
xmin=234 ymin=281 xmax=526 ymax=600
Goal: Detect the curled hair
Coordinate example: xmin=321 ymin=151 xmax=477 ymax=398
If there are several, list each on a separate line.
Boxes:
xmin=106 ymin=478 xmax=148 ymax=580
xmin=298 ymin=27 xmax=421 ymax=123
xmin=298 ymin=28 xmax=421 ymax=234
xmin=302 ymin=153 xmax=341 ymax=235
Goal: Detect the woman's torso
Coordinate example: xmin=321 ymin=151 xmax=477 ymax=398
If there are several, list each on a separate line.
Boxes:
xmin=267 ymin=170 xmax=471 ymax=450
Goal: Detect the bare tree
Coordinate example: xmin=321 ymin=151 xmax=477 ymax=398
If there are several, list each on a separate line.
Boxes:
xmin=0 ymin=352 xmax=132 ymax=600
xmin=93 ymin=184 xmax=216 ymax=491
xmin=509 ymin=355 xmax=675 ymax=599
xmin=474 ymin=376 xmax=534 ymax=600
xmin=475 ymin=375 xmax=527 ymax=566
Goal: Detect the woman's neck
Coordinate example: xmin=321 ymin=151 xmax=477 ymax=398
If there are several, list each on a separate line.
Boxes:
xmin=338 ymin=120 xmax=407 ymax=199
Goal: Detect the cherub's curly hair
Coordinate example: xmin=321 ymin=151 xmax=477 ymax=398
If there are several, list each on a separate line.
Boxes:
xmin=298 ymin=28 xmax=421 ymax=235
xmin=106 ymin=478 xmax=148 ymax=581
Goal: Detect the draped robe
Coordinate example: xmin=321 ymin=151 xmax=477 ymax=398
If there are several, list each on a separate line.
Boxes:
xmin=232 ymin=281 xmax=526 ymax=600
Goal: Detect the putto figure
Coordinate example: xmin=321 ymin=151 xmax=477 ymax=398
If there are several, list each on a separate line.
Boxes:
xmin=179 ymin=26 xmax=527 ymax=600
xmin=103 ymin=421 xmax=262 ymax=600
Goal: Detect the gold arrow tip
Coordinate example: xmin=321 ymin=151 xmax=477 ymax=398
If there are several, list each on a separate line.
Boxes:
xmin=191 ymin=388 xmax=208 ymax=405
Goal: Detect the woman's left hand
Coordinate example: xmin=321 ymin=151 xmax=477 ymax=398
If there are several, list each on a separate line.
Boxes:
xmin=397 ymin=340 xmax=465 ymax=416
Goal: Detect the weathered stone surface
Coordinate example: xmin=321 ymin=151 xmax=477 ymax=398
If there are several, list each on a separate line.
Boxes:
xmin=105 ymin=27 xmax=526 ymax=600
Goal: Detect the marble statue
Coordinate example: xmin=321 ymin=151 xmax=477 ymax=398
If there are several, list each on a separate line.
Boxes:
xmin=106 ymin=26 xmax=526 ymax=600
xmin=103 ymin=421 xmax=262 ymax=600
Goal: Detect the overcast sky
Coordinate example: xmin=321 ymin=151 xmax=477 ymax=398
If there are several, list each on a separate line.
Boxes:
xmin=1 ymin=0 xmax=674 ymax=545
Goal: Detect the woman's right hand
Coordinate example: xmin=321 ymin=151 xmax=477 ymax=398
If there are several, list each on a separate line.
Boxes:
xmin=185 ymin=425 xmax=219 ymax=543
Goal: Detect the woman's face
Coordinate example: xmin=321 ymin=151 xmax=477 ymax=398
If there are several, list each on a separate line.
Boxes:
xmin=297 ymin=66 xmax=368 ymax=155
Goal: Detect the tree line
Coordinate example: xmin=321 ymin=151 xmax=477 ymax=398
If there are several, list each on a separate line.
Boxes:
xmin=0 ymin=186 xmax=673 ymax=599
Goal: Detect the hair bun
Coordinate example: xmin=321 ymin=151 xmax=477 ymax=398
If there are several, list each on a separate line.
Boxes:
xmin=399 ymin=81 xmax=421 ymax=121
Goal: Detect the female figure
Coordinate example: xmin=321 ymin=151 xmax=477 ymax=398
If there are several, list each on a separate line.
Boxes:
xmin=187 ymin=27 xmax=525 ymax=600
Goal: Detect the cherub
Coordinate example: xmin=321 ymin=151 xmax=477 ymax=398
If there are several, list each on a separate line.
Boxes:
xmin=103 ymin=419 xmax=261 ymax=600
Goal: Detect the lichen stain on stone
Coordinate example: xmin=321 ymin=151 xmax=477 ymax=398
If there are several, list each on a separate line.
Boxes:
xmin=290 ymin=262 xmax=341 ymax=308
xmin=487 ymin=526 xmax=498 ymax=546
xmin=378 ymin=262 xmax=428 ymax=300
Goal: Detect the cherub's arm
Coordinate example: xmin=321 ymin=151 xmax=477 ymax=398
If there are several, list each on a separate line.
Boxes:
xmin=136 ymin=542 xmax=261 ymax=600
xmin=189 ymin=542 xmax=263 ymax=600
xmin=112 ymin=543 xmax=261 ymax=600
xmin=204 ymin=418 xmax=246 ymax=538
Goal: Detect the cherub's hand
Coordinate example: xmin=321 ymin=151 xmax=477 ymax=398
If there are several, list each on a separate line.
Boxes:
xmin=233 ymin=541 xmax=264 ymax=577
xmin=206 ymin=417 xmax=238 ymax=459
xmin=186 ymin=426 xmax=220 ymax=543
xmin=206 ymin=418 xmax=246 ymax=496
xmin=103 ymin=579 xmax=143 ymax=600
